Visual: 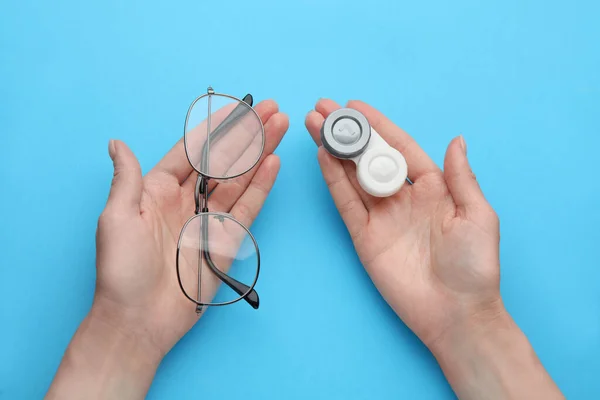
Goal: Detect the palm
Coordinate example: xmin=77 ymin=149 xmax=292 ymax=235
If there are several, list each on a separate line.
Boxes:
xmin=306 ymin=99 xmax=501 ymax=347
xmin=354 ymin=174 xmax=445 ymax=265
xmin=95 ymin=100 xmax=288 ymax=353
xmin=139 ymin=174 xmax=201 ymax=343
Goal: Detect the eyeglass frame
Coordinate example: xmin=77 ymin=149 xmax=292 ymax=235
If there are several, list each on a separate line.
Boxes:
xmin=175 ymin=87 xmax=264 ymax=314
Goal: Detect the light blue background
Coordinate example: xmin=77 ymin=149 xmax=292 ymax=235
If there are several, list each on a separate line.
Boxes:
xmin=1 ymin=0 xmax=599 ymax=398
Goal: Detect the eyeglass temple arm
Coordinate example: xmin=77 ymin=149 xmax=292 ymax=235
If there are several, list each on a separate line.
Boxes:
xmin=198 ymin=93 xmax=259 ymax=309
xmin=201 ymin=93 xmax=254 ymax=155
xmin=197 ymin=93 xmax=253 ymax=183
xmin=242 ymin=93 xmax=253 ymax=106
xmin=201 ymin=232 xmax=259 ymax=309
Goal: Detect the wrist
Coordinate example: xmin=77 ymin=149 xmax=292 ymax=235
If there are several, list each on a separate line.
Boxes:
xmin=428 ymin=297 xmax=509 ymax=358
xmin=47 ymin=304 xmax=163 ymax=399
xmin=87 ymin=301 xmax=165 ymax=367
xmin=429 ymin=301 xmax=563 ymax=399
xmin=429 ymin=301 xmax=514 ymax=380
xmin=89 ymin=297 xmax=167 ymax=361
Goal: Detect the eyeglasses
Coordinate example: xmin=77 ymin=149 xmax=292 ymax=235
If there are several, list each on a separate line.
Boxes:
xmin=176 ymin=87 xmax=264 ymax=314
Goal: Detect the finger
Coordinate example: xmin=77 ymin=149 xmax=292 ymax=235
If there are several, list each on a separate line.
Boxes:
xmin=306 ymin=98 xmax=347 ymax=144
xmin=317 ymin=147 xmax=368 ymax=242
xmin=345 ymin=100 xmax=440 ymax=182
xmin=106 ymin=140 xmax=143 ymax=214
xmin=443 ymin=136 xmax=488 ymax=217
xmin=208 ymin=100 xmax=278 ymax=179
xmin=182 ymin=100 xmax=280 ymax=194
xmin=305 ymin=110 xmax=324 ymax=146
xmin=315 ymin=98 xmax=342 ymax=126
xmin=209 ymin=112 xmax=289 ymax=212
xmin=229 ymin=154 xmax=280 ymax=228
xmin=306 ymin=101 xmax=379 ymax=209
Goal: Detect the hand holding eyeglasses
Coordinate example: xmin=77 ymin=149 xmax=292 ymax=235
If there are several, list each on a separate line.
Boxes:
xmin=46 ymin=95 xmax=289 ymax=399
xmin=306 ymin=99 xmax=563 ymax=400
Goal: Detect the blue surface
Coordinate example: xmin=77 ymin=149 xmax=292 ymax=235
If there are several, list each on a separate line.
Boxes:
xmin=1 ymin=0 xmax=599 ymax=398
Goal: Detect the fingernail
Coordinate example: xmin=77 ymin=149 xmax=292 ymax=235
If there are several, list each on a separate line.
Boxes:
xmin=459 ymin=135 xmax=467 ymax=155
xmin=108 ymin=139 xmax=116 ymax=160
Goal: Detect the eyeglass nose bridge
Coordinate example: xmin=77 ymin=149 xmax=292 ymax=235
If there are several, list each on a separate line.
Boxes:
xmin=194 ymin=174 xmax=209 ymax=215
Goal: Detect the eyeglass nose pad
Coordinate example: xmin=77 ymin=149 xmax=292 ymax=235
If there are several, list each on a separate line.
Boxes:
xmin=356 ymin=146 xmax=408 ymax=197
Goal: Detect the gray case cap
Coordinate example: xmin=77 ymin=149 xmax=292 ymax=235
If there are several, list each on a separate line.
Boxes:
xmin=321 ymin=108 xmax=371 ymax=159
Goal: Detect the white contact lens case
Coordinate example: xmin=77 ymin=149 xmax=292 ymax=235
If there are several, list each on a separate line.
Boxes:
xmin=321 ymin=108 xmax=408 ymax=197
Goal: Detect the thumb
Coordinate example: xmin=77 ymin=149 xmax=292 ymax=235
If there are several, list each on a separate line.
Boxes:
xmin=443 ymin=135 xmax=487 ymax=218
xmin=106 ymin=139 xmax=143 ymax=214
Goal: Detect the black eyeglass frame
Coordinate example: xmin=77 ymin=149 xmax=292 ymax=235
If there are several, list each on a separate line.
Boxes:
xmin=175 ymin=87 xmax=264 ymax=314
